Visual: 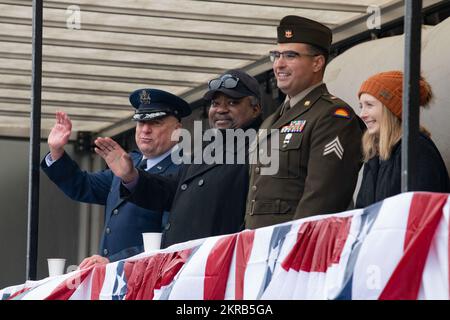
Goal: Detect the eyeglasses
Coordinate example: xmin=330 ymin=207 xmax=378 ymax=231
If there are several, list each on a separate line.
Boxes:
xmin=208 ymin=74 xmax=240 ymax=90
xmin=269 ymin=50 xmax=318 ymax=62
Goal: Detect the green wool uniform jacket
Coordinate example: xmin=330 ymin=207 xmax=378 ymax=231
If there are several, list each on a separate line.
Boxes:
xmin=245 ymin=84 xmax=365 ymax=229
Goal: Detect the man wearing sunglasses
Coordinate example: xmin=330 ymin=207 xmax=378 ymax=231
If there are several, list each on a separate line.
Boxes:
xmin=205 ymin=71 xmax=262 ymax=130
xmin=94 ymin=69 xmax=262 ymax=249
xmin=245 ymin=15 xmax=365 ymax=229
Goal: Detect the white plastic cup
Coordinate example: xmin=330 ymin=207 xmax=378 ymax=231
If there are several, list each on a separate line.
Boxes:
xmin=142 ymin=232 xmax=162 ymax=252
xmin=47 ymin=258 xmax=66 ymax=277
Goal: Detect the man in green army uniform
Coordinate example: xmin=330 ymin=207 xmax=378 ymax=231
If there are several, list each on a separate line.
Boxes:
xmin=245 ymin=15 xmax=365 ymax=228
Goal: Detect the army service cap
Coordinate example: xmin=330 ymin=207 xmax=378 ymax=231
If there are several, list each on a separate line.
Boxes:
xmin=277 ymin=15 xmax=332 ymax=53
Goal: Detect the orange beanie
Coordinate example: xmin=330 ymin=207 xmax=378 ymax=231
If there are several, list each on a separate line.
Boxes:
xmin=358 ymin=71 xmax=432 ymax=118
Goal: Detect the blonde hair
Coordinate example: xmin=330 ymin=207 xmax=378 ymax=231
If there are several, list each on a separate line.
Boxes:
xmin=361 ymin=72 xmax=434 ymax=162
xmin=362 ymin=104 xmax=432 ymax=162
xmin=362 ymin=105 xmax=402 ymax=161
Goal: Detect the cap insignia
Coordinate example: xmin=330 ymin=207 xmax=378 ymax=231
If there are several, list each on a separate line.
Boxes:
xmin=139 ymin=90 xmax=151 ymax=104
xmin=285 ymin=29 xmax=293 ymax=38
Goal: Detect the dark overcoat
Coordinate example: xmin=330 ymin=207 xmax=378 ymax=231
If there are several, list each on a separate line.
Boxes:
xmin=121 ymin=119 xmax=262 ymax=248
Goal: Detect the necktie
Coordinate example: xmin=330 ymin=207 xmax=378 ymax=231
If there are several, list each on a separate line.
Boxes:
xmin=279 ymin=100 xmax=291 ymax=117
xmin=138 ymin=158 xmax=147 ymax=171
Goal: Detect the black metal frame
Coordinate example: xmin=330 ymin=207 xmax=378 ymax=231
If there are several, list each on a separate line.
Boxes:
xmin=402 ymin=0 xmax=422 ymax=192
xmin=27 ymin=0 xmax=43 ymax=280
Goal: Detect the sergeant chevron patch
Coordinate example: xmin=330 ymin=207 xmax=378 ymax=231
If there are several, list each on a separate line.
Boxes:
xmin=323 ymin=136 xmax=344 ymax=160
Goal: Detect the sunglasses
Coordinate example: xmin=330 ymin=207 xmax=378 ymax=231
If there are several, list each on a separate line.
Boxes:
xmin=208 ymin=74 xmax=240 ymax=90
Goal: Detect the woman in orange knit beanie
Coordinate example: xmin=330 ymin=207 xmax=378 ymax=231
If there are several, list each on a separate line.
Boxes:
xmin=355 ymin=71 xmax=449 ymax=208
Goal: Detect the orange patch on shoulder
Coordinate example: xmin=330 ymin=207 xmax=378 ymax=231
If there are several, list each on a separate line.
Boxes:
xmin=334 ymin=108 xmax=350 ymax=119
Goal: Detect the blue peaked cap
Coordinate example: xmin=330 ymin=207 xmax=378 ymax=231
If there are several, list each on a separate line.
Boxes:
xmin=129 ymin=88 xmax=191 ymax=121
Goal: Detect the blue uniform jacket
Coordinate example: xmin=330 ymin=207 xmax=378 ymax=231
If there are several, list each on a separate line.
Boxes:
xmin=41 ymin=150 xmax=180 ymax=261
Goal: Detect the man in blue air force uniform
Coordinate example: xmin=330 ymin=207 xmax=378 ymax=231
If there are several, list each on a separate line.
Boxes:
xmin=41 ymin=89 xmax=191 ymax=267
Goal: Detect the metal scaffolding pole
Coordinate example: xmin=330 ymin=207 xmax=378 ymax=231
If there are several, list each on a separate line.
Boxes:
xmin=402 ymin=0 xmax=422 ymax=192
xmin=26 ymin=0 xmax=43 ymax=280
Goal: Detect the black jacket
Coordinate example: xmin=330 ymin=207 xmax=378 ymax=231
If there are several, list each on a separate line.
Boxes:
xmin=121 ymin=118 xmax=262 ymax=248
xmin=356 ymin=133 xmax=450 ymax=208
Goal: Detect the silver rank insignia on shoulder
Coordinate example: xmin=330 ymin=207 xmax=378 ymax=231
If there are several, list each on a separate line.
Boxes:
xmin=139 ymin=90 xmax=151 ymax=104
xmin=323 ymin=136 xmax=344 ymax=160
xmin=281 ymin=120 xmax=306 ymax=133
